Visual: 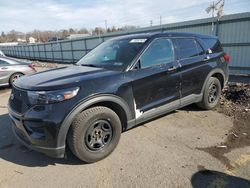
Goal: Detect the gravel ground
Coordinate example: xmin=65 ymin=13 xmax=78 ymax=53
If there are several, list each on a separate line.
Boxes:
xmin=0 ymin=66 xmax=249 ymax=188
xmin=199 ymin=83 xmax=250 ymax=173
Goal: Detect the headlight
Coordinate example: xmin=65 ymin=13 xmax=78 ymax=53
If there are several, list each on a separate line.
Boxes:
xmin=27 ymin=87 xmax=80 ymax=104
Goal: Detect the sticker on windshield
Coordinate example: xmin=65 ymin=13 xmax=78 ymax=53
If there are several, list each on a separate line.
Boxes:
xmin=129 ymin=39 xmax=147 ymax=43
xmin=114 ymin=62 xmax=123 ymax=66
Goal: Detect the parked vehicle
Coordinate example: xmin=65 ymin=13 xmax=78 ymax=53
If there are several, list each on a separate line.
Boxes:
xmin=0 ymin=57 xmax=36 ymax=86
xmin=0 ymin=50 xmax=5 ymax=57
xmin=8 ymin=32 xmax=229 ymax=163
xmin=48 ymin=36 xmax=63 ymax=42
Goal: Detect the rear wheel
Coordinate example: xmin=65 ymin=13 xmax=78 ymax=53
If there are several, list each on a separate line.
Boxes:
xmin=9 ymin=73 xmax=24 ymax=86
xmin=67 ymin=106 xmax=122 ymax=163
xmin=197 ymin=77 xmax=221 ymax=110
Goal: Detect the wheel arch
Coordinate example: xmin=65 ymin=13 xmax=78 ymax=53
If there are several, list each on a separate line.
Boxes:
xmin=57 ymin=94 xmax=133 ymax=148
xmin=9 ymin=72 xmax=25 ymax=85
xmin=201 ymin=68 xmax=225 ymax=93
xmin=211 ymin=72 xmax=224 ymax=89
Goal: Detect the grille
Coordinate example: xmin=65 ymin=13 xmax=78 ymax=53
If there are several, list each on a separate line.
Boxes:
xmin=9 ymin=87 xmax=31 ymax=114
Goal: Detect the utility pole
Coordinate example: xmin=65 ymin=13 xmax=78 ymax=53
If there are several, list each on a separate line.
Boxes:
xmin=212 ymin=1 xmax=215 ymax=18
xmin=212 ymin=1 xmax=215 ymax=32
xmin=160 ymin=15 xmax=162 ymax=26
xmin=206 ymin=0 xmax=224 ymax=34
xmin=150 ymin=20 xmax=153 ymax=27
xmin=105 ymin=20 xmax=108 ymax=32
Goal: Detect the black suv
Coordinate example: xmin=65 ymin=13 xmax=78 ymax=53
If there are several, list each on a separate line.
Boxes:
xmin=8 ymin=32 xmax=230 ymax=163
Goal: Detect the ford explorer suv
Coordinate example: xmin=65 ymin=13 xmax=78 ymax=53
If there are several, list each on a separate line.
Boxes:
xmin=8 ymin=32 xmax=230 ymax=163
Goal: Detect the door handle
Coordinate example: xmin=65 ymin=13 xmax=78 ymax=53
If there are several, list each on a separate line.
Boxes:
xmin=1 ymin=67 xmax=8 ymax=70
xmin=167 ymin=66 xmax=177 ymax=72
xmin=204 ymin=56 xmax=210 ymax=61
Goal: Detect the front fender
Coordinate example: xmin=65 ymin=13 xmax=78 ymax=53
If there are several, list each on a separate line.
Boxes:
xmin=56 ymin=94 xmax=132 ymax=148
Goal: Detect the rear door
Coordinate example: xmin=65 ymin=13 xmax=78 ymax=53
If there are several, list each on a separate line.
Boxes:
xmin=173 ymin=38 xmax=207 ymax=98
xmin=131 ymin=38 xmax=181 ymax=115
xmin=0 ymin=59 xmax=11 ymax=85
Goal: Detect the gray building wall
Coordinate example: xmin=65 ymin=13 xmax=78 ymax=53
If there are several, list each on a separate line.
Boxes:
xmin=1 ymin=12 xmax=250 ymax=75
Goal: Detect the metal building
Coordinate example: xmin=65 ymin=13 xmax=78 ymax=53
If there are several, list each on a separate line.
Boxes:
xmin=0 ymin=12 xmax=249 ymax=75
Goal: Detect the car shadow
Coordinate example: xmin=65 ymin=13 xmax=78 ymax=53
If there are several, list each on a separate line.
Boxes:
xmin=0 ymin=104 xmax=209 ymax=167
xmin=0 ymin=86 xmax=11 ymax=93
xmin=124 ymin=110 xmax=178 ymax=132
xmin=0 ymin=113 xmax=85 ymax=167
xmin=179 ymin=103 xmax=204 ymax=112
xmin=191 ymin=169 xmax=250 ymax=188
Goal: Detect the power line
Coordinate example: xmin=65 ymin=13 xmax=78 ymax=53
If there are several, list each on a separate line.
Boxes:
xmin=90 ymin=0 xmax=249 ymax=30
xmin=111 ymin=1 xmax=211 ymax=24
xmin=113 ymin=0 xmax=250 ymax=28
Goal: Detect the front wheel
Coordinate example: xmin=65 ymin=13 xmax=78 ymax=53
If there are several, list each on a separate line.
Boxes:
xmin=196 ymin=77 xmax=221 ymax=110
xmin=67 ymin=106 xmax=122 ymax=163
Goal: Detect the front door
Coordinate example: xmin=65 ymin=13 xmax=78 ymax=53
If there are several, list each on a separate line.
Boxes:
xmin=131 ymin=38 xmax=181 ymax=116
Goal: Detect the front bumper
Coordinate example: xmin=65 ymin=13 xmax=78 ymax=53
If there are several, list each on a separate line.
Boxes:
xmin=8 ymin=105 xmax=65 ymax=158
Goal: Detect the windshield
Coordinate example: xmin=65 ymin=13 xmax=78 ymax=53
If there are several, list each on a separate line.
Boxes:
xmin=77 ymin=38 xmax=147 ymax=71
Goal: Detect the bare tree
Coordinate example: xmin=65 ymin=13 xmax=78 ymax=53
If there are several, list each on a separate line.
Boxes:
xmin=0 ymin=25 xmax=137 ymax=43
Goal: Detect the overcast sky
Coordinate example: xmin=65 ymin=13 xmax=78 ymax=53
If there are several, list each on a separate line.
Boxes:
xmin=0 ymin=0 xmax=249 ymax=33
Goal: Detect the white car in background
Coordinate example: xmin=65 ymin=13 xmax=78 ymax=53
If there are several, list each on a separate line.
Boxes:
xmin=0 ymin=50 xmax=5 ymax=57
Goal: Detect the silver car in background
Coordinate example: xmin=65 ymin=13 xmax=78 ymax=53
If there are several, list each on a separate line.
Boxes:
xmin=0 ymin=57 xmax=36 ymax=86
xmin=0 ymin=50 xmax=5 ymax=57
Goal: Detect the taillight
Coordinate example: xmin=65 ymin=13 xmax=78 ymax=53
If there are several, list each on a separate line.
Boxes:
xmin=223 ymin=53 xmax=230 ymax=63
xmin=28 ymin=63 xmax=36 ymax=71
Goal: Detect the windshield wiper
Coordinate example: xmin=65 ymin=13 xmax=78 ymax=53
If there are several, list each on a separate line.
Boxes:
xmin=80 ymin=64 xmax=98 ymax=68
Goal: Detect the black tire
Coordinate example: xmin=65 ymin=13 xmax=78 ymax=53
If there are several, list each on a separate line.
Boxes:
xmin=197 ymin=77 xmax=221 ymax=110
xmin=67 ymin=106 xmax=122 ymax=163
xmin=9 ymin=73 xmax=24 ymax=86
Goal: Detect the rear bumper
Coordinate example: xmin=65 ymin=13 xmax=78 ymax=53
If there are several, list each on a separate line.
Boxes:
xmin=0 ymin=83 xmax=9 ymax=87
xmin=225 ymin=66 xmax=229 ymax=86
xmin=8 ymin=105 xmax=65 ymax=158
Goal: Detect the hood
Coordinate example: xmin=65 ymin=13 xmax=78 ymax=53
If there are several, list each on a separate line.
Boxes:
xmin=14 ymin=65 xmax=117 ymax=91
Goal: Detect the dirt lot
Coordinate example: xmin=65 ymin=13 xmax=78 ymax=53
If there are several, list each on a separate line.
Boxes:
xmin=0 ymin=66 xmax=249 ymax=188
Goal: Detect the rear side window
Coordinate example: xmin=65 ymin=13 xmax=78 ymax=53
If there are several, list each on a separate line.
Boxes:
xmin=140 ymin=38 xmax=174 ymax=68
xmin=202 ymin=38 xmax=223 ymax=53
xmin=175 ymin=38 xmax=204 ymax=59
xmin=0 ymin=59 xmax=8 ymax=65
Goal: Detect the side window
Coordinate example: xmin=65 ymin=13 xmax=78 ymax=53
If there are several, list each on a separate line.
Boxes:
xmin=0 ymin=59 xmax=8 ymax=65
xmin=202 ymin=38 xmax=223 ymax=53
xmin=140 ymin=38 xmax=174 ymax=68
xmin=175 ymin=38 xmax=204 ymax=59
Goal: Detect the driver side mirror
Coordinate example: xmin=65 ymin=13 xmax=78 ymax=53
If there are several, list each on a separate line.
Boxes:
xmin=206 ymin=48 xmax=213 ymax=54
xmin=133 ymin=60 xmax=141 ymax=70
